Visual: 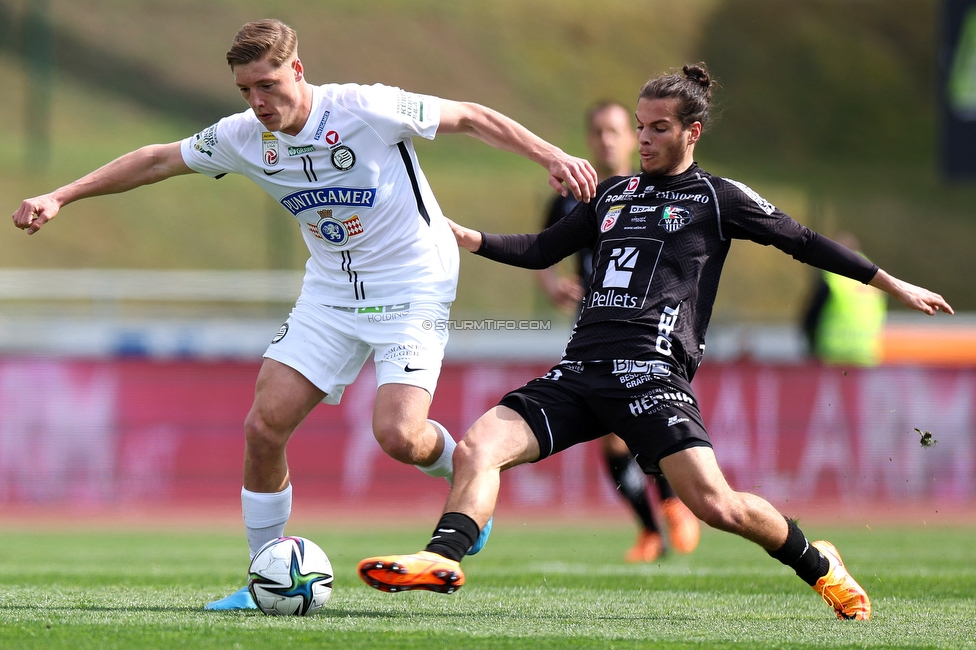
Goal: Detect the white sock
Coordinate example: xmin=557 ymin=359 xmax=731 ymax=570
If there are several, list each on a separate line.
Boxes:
xmin=416 ymin=419 xmax=455 ymax=485
xmin=242 ymin=484 xmax=292 ymax=558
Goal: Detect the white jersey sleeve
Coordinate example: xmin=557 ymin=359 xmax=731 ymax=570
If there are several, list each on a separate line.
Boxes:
xmin=179 ymin=113 xmax=252 ymax=178
xmin=335 ymin=83 xmax=440 ymax=145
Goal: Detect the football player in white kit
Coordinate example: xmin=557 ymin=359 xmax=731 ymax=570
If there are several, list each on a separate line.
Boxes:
xmin=12 ymin=18 xmax=598 ymax=610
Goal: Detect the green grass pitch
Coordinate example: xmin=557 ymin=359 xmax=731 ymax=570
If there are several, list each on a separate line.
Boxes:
xmin=0 ymin=519 xmax=973 ymax=649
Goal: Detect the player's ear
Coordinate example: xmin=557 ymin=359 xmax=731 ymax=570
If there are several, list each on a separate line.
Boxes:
xmin=687 ymin=121 xmax=702 ymax=145
xmin=293 ymin=58 xmax=304 ymax=81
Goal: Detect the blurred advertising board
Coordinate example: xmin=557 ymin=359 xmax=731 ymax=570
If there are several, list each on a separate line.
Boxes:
xmin=0 ymin=358 xmax=971 ymax=512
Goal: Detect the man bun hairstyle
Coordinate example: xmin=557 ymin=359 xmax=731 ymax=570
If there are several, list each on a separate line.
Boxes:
xmin=639 ymin=62 xmax=714 ymax=130
xmin=227 ymin=19 xmax=298 ymax=69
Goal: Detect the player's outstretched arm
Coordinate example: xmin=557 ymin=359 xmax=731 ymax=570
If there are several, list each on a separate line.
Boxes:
xmin=437 ymin=100 xmax=598 ymax=203
xmin=12 ymin=142 xmax=192 ymax=235
xmin=446 ymin=218 xmax=483 ymax=253
xmin=870 ymin=269 xmax=954 ymax=316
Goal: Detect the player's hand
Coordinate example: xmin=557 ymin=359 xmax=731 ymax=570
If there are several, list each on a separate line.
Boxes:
xmin=548 ymin=153 xmax=598 ymax=203
xmin=12 ymin=194 xmax=61 ymax=235
xmin=445 ymin=217 xmax=483 ymax=252
xmin=871 ymin=270 xmax=954 ymax=316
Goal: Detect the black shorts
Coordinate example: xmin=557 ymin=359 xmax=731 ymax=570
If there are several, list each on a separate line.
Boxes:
xmin=498 ymin=361 xmax=712 ymax=474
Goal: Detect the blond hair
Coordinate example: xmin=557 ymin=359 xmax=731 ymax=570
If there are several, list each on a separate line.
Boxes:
xmin=226 ymin=19 xmax=297 ymax=69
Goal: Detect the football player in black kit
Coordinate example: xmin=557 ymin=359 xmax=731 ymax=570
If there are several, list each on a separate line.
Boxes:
xmin=538 ymin=101 xmax=700 ymax=563
xmin=359 ymin=63 xmax=953 ymax=621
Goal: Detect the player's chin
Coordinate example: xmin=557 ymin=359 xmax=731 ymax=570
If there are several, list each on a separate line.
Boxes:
xmin=257 ymin=115 xmax=280 ymax=130
xmin=639 ymin=160 xmax=660 ymax=175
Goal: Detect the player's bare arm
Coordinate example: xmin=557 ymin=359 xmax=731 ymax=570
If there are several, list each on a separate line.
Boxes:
xmin=12 ymin=142 xmax=193 ymax=235
xmin=869 ymin=269 xmax=954 ymax=316
xmin=445 ymin=218 xmax=483 ymax=252
xmin=437 ymin=99 xmax=598 ymax=202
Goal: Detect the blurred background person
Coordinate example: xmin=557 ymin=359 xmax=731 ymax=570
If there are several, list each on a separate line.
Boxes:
xmin=537 ymin=101 xmax=700 ymax=562
xmin=802 ymin=232 xmax=888 ymax=366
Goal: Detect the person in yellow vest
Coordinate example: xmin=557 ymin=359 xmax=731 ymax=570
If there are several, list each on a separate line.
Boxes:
xmin=803 ymin=233 xmax=887 ymax=366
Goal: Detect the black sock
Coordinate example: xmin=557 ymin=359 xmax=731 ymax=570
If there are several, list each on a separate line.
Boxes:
xmin=656 ymin=475 xmax=677 ymax=501
xmin=606 ymin=452 xmax=658 ymax=532
xmin=425 ymin=512 xmax=480 ymax=562
xmin=768 ymin=517 xmax=830 ymax=586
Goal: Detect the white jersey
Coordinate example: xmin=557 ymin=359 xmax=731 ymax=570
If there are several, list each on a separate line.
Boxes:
xmin=180 ymin=83 xmax=459 ymax=306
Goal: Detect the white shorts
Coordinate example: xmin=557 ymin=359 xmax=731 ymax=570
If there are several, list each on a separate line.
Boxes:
xmin=263 ymin=298 xmax=450 ymax=405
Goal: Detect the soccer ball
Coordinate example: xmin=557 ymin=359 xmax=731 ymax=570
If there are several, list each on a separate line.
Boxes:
xmin=247 ymin=536 xmax=334 ymax=616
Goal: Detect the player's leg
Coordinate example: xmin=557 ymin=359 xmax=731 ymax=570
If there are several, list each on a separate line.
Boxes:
xmin=208 ymin=302 xmax=369 ymax=611
xmin=368 ymin=302 xmax=457 ymax=478
xmin=600 ymin=433 xmax=665 ymax=562
xmin=654 ymin=472 xmax=700 ymax=554
xmin=205 ymin=358 xmax=326 ymax=611
xmin=368 ymin=301 xmax=491 ymax=553
xmin=242 ymin=359 xmax=325 ymax=540
xmin=359 ymin=364 xmax=605 ymax=593
xmin=372 ymin=382 xmax=449 ymax=471
xmin=358 ymin=405 xmax=539 ymax=593
xmin=659 ymin=446 xmax=871 ymax=620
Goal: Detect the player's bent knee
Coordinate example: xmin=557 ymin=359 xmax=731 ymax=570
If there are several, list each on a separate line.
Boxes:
xmin=244 ymin=412 xmax=290 ymax=454
xmin=372 ymin=419 xmax=427 ymax=464
xmin=452 ymin=437 xmax=488 ymax=472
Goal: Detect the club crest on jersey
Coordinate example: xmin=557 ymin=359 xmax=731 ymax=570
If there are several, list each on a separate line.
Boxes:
xmin=330 ymin=145 xmax=356 ymax=171
xmin=315 ymin=209 xmax=364 ymax=245
xmin=601 ymin=204 xmax=625 ymax=232
xmin=262 ymin=132 xmax=279 ymax=166
xmin=271 ymin=322 xmax=289 ymax=343
xmin=659 ymin=205 xmax=691 ymax=233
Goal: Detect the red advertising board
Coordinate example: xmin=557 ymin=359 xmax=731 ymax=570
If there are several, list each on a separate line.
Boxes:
xmin=0 ymin=359 xmax=972 ymax=514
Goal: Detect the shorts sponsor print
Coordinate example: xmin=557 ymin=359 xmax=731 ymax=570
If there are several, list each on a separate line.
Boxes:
xmin=499 ymin=361 xmax=711 ymax=473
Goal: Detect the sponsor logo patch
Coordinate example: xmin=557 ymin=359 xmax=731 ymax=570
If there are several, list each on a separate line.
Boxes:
xmin=324 ymin=130 xmax=340 ymax=146
xmin=603 ymin=246 xmax=639 ymax=288
xmin=262 ymin=132 xmax=279 ymax=167
xmin=288 ymin=145 xmax=316 ymax=156
xmin=655 ymin=304 xmax=680 ymax=357
xmin=630 ymin=205 xmax=656 ymax=214
xmin=624 ymin=176 xmax=641 ymax=194
xmin=382 ymin=343 xmax=426 ymax=362
xmin=192 ymin=124 xmax=219 ymax=157
xmin=280 ymin=187 xmax=377 ymax=215
xmin=628 ymin=389 xmax=695 ymax=417
xmin=601 ymin=204 xmax=625 ymax=232
xmin=396 ymin=90 xmax=428 ymax=122
xmin=314 ymin=110 xmax=331 ymax=141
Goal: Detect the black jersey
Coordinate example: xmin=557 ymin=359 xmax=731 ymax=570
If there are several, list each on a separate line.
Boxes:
xmin=478 ymin=163 xmax=878 ymax=381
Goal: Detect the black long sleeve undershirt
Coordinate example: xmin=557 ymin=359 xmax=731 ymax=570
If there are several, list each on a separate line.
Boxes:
xmin=478 ymin=228 xmax=879 ymax=285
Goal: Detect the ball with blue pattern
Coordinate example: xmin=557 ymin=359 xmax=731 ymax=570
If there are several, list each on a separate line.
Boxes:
xmin=247 ymin=536 xmax=334 ymax=615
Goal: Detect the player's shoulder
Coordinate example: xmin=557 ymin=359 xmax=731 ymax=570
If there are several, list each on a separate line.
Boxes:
xmin=318 ymin=81 xmax=408 ymax=106
xmin=186 ymin=109 xmax=260 ymax=158
xmin=711 ymin=174 xmax=777 ymax=215
xmin=210 ymin=108 xmax=263 ymax=137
